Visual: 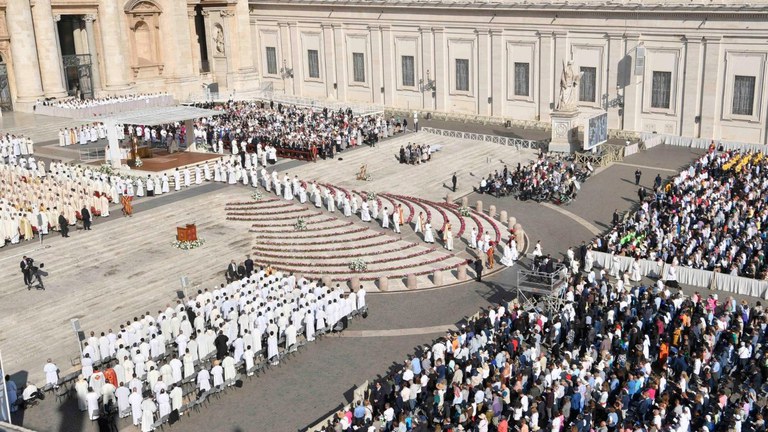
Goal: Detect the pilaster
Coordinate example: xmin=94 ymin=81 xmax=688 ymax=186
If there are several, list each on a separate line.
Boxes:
xmin=621 ymin=34 xmax=641 ymax=132
xmin=333 ymin=24 xmax=346 ymax=101
xmin=432 ymin=27 xmax=446 ymax=112
xmin=490 ymin=29 xmax=503 ymax=117
xmin=288 ymin=22 xmax=301 ymax=95
xmin=606 ymin=32 xmax=623 ymax=130
xmin=98 ymin=0 xmax=130 ymax=90
xmin=419 ymin=27 xmax=433 ymax=110
xmin=699 ymin=35 xmax=723 ymax=140
xmin=680 ymin=36 xmax=703 ymax=138
xmin=537 ymin=31 xmax=554 ymax=121
xmin=83 ymin=15 xmax=103 ymax=95
xmin=321 ymin=23 xmax=336 ymax=99
xmin=477 ymin=28 xmax=490 ymax=117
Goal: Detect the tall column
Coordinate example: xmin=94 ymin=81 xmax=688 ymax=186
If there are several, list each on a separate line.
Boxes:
xmin=32 ymin=0 xmax=67 ymax=98
xmin=7 ymin=0 xmax=44 ymax=105
xmin=235 ymin=0 xmax=254 ymax=73
xmin=83 ymin=16 xmax=103 ymax=95
xmin=537 ymin=31 xmax=554 ymax=121
xmin=606 ymin=33 xmax=624 ymax=130
xmin=490 ymin=29 xmax=503 ymax=118
xmin=621 ymin=34 xmax=641 ymax=132
xmin=188 ymin=10 xmax=202 ymax=74
xmin=432 ymin=27 xmax=446 ymax=112
xmin=98 ymin=0 xmax=130 ymax=90
xmin=372 ymin=25 xmax=387 ymax=105
xmin=321 ymin=24 xmax=335 ymax=99
xmin=333 ymin=24 xmax=346 ymax=101
xmin=477 ymin=29 xmax=490 ymax=116
xmin=699 ymin=36 xmax=723 ymax=140
xmin=53 ymin=15 xmax=68 ymax=95
xmin=680 ymin=36 xmax=703 ymax=138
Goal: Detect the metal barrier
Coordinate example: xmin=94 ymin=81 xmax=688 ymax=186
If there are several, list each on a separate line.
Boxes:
xmin=420 ymin=126 xmax=545 ymax=150
xmin=79 ymin=147 xmax=107 ymax=162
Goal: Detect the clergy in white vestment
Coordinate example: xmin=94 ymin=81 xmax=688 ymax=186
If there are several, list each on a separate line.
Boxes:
xmin=170 ymin=386 xmax=183 ymax=412
xmin=424 ymin=222 xmax=435 ymax=243
xmin=157 ymin=389 xmax=171 ymax=418
xmin=195 ymin=166 xmax=202 ymax=184
xmin=128 ymin=388 xmax=142 ymax=425
xmin=75 ymin=376 xmax=89 ymax=411
xmin=183 ymin=168 xmax=191 ymax=187
xmin=361 ymin=201 xmax=371 ymax=222
xmin=44 ymin=359 xmax=59 ymax=387
xmin=161 ymin=174 xmax=170 ymax=193
xmin=115 ymin=385 xmax=130 ymax=416
xmin=500 ymin=238 xmax=518 ymax=267
xmin=140 ymin=398 xmax=156 ymax=432
xmin=222 ymin=356 xmax=237 ymax=384
xmin=381 ymin=207 xmax=390 ymax=228
xmin=196 ymin=368 xmax=211 ymax=394
xmin=267 ymin=331 xmax=279 ymax=365
xmin=173 ymin=169 xmax=181 ymax=191
xmin=136 ymin=179 xmax=145 ymax=197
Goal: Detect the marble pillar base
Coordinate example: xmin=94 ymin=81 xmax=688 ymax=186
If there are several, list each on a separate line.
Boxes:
xmin=549 ymin=109 xmax=581 ymax=153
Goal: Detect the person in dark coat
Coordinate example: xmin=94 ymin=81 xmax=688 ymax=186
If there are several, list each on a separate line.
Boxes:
xmin=244 ymin=256 xmax=254 ymax=276
xmin=473 ymin=259 xmax=484 ymax=282
xmin=58 ymin=212 xmax=69 ymax=237
xmin=451 ymin=172 xmax=457 ymax=192
xmin=214 ymin=331 xmax=229 ymax=360
xmin=635 ymin=169 xmax=642 ymax=185
xmin=81 ymin=206 xmax=92 ymax=231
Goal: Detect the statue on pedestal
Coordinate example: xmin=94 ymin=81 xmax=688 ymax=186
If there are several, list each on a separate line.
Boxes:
xmin=556 ymin=60 xmax=580 ymax=112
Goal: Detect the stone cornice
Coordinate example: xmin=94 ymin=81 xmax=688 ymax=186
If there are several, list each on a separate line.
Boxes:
xmin=247 ymin=0 xmax=768 ymax=15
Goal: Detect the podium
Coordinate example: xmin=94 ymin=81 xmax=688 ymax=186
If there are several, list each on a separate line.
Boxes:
xmin=176 ymin=224 xmax=197 ymax=242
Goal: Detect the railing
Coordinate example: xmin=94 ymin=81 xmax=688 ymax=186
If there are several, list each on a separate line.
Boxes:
xmin=256 ymin=93 xmax=385 ymax=116
xmin=385 ymin=107 xmax=550 ymax=131
xmin=79 ymin=147 xmax=106 ymax=162
xmin=639 ymin=132 xmax=766 ymax=152
xmin=420 ymin=126 xmax=545 ymax=150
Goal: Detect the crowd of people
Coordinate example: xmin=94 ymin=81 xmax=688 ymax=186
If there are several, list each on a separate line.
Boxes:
xmin=190 ymin=101 xmax=397 ymax=161
xmin=322 ymin=248 xmax=768 ymax=432
xmin=398 ymin=143 xmax=434 ymax=165
xmin=1 ymin=133 xmax=35 ymax=161
xmin=477 ymin=155 xmax=592 ymax=204
xmin=29 ymin=269 xmax=366 ymax=430
xmin=57 ymin=123 xmax=108 ymax=147
xmin=37 ymin=93 xmax=170 ymax=109
xmin=600 ymin=149 xmax=768 ymax=279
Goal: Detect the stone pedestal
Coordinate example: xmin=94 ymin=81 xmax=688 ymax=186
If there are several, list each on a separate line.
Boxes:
xmin=406 ymin=274 xmax=418 ymax=290
xmin=457 ymin=264 xmax=468 ymax=281
xmin=432 ymin=270 xmax=444 ymax=286
xmin=350 ymin=276 xmax=360 ymax=292
xmin=489 ymin=205 xmax=496 ymax=218
xmin=377 ymin=276 xmax=388 ymax=292
xmin=499 ymin=210 xmax=508 ymax=224
xmin=322 ymin=276 xmax=333 ymax=288
xmin=445 ymin=193 xmax=453 ymax=204
xmin=461 ymin=197 xmax=469 ymax=208
xmin=508 ymin=216 xmax=517 ymax=228
xmin=550 ymin=109 xmax=581 ymax=153
xmin=476 ymin=200 xmax=483 ymax=214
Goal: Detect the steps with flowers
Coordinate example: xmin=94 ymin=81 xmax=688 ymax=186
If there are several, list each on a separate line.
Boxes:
xmin=224 ymin=181 xmax=516 ymax=290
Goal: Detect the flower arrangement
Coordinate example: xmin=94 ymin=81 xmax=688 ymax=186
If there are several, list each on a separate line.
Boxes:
xmin=134 ymin=156 xmax=143 ymax=168
xmin=349 ymin=258 xmax=368 ymax=272
xmin=366 ymin=191 xmax=378 ymax=201
xmin=294 ymin=217 xmax=308 ymax=231
xmin=251 ymin=190 xmax=263 ymax=201
xmin=458 ymin=206 xmax=471 ymax=217
xmin=362 ymin=173 xmax=372 ymax=181
xmin=171 ymin=238 xmax=205 ymax=250
xmin=98 ymin=164 xmax=115 ymax=176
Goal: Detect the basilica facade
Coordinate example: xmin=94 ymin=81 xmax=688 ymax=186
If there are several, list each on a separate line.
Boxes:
xmin=2 ymin=0 xmax=768 ymax=144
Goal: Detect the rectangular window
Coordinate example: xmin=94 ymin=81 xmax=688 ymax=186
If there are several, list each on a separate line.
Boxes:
xmin=307 ymin=49 xmax=320 ymax=79
xmin=733 ymin=75 xmax=756 ymax=116
xmin=402 ymin=55 xmax=415 ymax=87
xmin=352 ymin=52 xmax=365 ymax=82
xmin=651 ymin=71 xmax=672 ymax=109
xmin=514 ymin=62 xmax=530 ymax=97
xmin=266 ymin=47 xmax=277 ymax=75
xmin=579 ymin=66 xmax=596 ymax=102
xmin=455 ymin=58 xmax=469 ymax=91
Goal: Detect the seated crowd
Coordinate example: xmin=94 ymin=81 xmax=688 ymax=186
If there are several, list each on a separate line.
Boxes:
xmin=478 ymin=155 xmax=591 ymax=204
xmin=28 ymin=269 xmax=366 ymax=430
xmin=38 ymin=93 xmax=170 ymax=109
xmin=600 ymin=149 xmax=768 ymax=280
xmin=191 ymin=100 xmax=396 ymax=161
xmin=323 ymin=258 xmax=766 ymax=432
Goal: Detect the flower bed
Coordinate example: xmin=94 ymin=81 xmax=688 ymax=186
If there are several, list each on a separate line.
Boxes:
xmin=225 ymin=198 xmax=280 ymax=206
xmin=231 ymin=212 xmax=323 ymax=223
xmin=349 ymin=258 xmax=368 ymax=272
xmin=383 ymin=194 xmax=415 ymax=224
xmin=329 ymin=262 xmax=466 ymax=282
xmin=253 ymin=226 xmax=372 ymax=240
xmin=226 ymin=207 xmax=310 ymax=217
xmin=252 ymin=247 xmax=435 ymax=267
xmin=252 ymin=242 xmax=418 ymax=258
xmin=251 ymin=213 xmax=328 ymax=228
xmin=256 ymin=253 xmax=456 ymax=275
xmin=253 ymin=231 xmax=384 ymax=246
xmin=171 ymin=238 xmax=205 ymax=250
xmin=472 ymin=209 xmax=503 ymax=244
xmin=431 ymin=201 xmax=467 ymax=238
xmin=250 ymin=216 xmax=334 ymax=228
xmin=252 ymin=237 xmax=400 ymax=254
xmin=250 ymin=221 xmax=354 ymax=234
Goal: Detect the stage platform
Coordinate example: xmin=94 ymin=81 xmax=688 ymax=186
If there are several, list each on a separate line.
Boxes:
xmin=87 ymin=150 xmax=222 ymax=172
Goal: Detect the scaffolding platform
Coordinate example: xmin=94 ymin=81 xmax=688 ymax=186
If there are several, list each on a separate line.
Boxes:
xmin=515 ymin=258 xmax=569 ymax=316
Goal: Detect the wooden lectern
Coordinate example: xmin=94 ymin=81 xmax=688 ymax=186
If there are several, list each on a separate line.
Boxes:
xmin=176 ymin=224 xmax=197 ymax=242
